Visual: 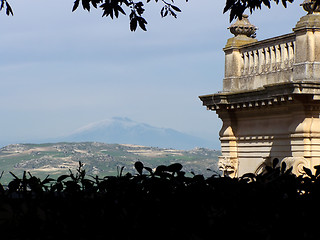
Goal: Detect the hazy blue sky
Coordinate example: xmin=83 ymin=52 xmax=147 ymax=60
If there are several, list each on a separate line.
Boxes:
xmin=0 ymin=0 xmax=305 ymax=148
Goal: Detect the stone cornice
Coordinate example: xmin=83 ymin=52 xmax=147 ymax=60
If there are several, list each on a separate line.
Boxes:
xmin=199 ymin=81 xmax=320 ymax=111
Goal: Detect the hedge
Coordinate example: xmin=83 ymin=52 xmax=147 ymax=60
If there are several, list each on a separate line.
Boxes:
xmin=0 ymin=160 xmax=319 ymax=240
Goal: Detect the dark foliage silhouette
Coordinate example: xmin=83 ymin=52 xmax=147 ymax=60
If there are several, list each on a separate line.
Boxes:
xmin=1 ymin=0 xmax=308 ymax=31
xmin=0 ymin=0 xmax=13 ymax=16
xmin=0 ymin=0 xmax=185 ymax=31
xmin=1 ymin=160 xmax=320 ymax=239
xmin=73 ymin=0 xmax=185 ymax=31
xmin=224 ymin=0 xmax=295 ymax=22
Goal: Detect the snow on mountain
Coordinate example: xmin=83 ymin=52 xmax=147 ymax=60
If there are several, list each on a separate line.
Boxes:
xmin=60 ymin=117 xmax=213 ymax=150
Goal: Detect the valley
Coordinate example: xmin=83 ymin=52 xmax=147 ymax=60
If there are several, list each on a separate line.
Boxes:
xmin=0 ymin=142 xmax=220 ymax=184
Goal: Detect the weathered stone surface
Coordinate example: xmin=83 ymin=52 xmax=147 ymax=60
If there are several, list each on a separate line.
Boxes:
xmin=200 ymin=6 xmax=320 ymax=177
xmin=228 ymin=14 xmax=257 ymax=38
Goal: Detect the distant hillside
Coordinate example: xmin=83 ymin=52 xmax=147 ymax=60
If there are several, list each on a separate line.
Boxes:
xmin=0 ymin=142 xmax=220 ymax=184
xmin=58 ymin=117 xmax=213 ymax=150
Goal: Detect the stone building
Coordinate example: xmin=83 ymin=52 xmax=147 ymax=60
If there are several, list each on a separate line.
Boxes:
xmin=199 ymin=0 xmax=320 ymax=177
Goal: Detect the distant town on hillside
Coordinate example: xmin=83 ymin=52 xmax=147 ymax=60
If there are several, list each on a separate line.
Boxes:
xmin=0 ymin=142 xmax=220 ymax=184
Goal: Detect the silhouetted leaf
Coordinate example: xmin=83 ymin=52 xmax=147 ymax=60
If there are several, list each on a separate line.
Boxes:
xmin=315 ymin=165 xmax=320 ymax=178
xmin=134 ymin=161 xmax=144 ymax=175
xmin=0 ymin=0 xmax=4 ymax=11
xmin=65 ymin=180 xmax=81 ymax=192
xmin=281 ymin=0 xmax=287 ymax=8
xmin=193 ymin=174 xmax=205 ymax=182
xmin=82 ymin=0 xmax=90 ymax=11
xmin=314 ymin=0 xmax=320 ymax=11
xmin=5 ymin=2 xmax=13 ymax=16
xmin=52 ymin=182 xmax=63 ymax=192
xmin=171 ymin=5 xmax=181 ymax=12
xmin=82 ymin=179 xmax=94 ymax=190
xmin=303 ymin=166 xmax=313 ymax=177
xmin=42 ymin=178 xmax=55 ymax=185
xmin=144 ymin=167 xmax=153 ymax=175
xmin=281 ymin=161 xmax=287 ymax=174
xmin=136 ymin=3 xmax=145 ymax=15
xmin=117 ymin=5 xmax=126 ymax=15
xmin=285 ymin=166 xmax=293 ymax=175
xmin=169 ymin=9 xmax=177 ymax=18
xmin=130 ymin=17 xmax=137 ymax=31
xmin=9 ymin=171 xmax=19 ymax=180
xmin=273 ymin=158 xmax=279 ymax=169
xmin=137 ymin=17 xmax=147 ymax=31
xmin=72 ymin=0 xmax=80 ymax=11
xmin=224 ymin=0 xmax=234 ymax=13
xmin=265 ymin=166 xmax=273 ymax=173
xmin=262 ymin=0 xmax=271 ymax=8
xmin=240 ymin=173 xmax=256 ymax=183
xmin=177 ymin=171 xmax=185 ymax=178
xmin=0 ymin=183 xmax=4 ymax=193
xmin=8 ymin=179 xmax=21 ymax=191
xmin=57 ymin=175 xmax=70 ymax=182
xmin=160 ymin=6 xmax=166 ymax=17
xmin=22 ymin=171 xmax=26 ymax=181
xmin=166 ymin=163 xmax=183 ymax=173
xmin=155 ymin=165 xmax=167 ymax=175
xmin=91 ymin=0 xmax=102 ymax=8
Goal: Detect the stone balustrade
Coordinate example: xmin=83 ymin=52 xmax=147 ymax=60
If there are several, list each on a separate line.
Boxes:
xmin=240 ymin=34 xmax=295 ymax=80
xmin=223 ymin=32 xmax=296 ymax=92
xmin=223 ymin=12 xmax=320 ymax=93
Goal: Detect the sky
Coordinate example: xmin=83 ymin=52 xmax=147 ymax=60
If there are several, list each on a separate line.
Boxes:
xmin=0 ymin=0 xmax=306 ymax=148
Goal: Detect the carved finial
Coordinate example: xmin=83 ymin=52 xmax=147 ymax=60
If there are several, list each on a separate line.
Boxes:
xmin=228 ymin=14 xmax=258 ymax=38
xmin=301 ymin=0 xmax=320 ymax=14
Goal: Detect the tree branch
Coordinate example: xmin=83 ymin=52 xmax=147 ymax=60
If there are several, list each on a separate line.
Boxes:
xmin=0 ymin=0 xmax=13 ymax=16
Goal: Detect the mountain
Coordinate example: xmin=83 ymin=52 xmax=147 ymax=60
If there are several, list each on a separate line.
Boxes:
xmin=0 ymin=142 xmax=220 ymax=184
xmin=59 ymin=117 xmax=213 ymax=150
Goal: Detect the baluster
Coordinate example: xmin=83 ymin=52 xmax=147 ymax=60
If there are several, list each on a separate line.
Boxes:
xmin=279 ymin=43 xmax=286 ymax=70
xmin=238 ymin=39 xmax=295 ymax=77
xmin=284 ymin=43 xmax=289 ymax=68
xmin=276 ymin=45 xmax=281 ymax=70
xmin=271 ymin=46 xmax=277 ymax=71
xmin=242 ymin=52 xmax=248 ymax=76
xmin=254 ymin=50 xmax=259 ymax=74
xmin=249 ymin=51 xmax=254 ymax=74
xmin=258 ymin=48 xmax=264 ymax=74
xmin=240 ymin=52 xmax=245 ymax=75
xmin=244 ymin=52 xmax=250 ymax=75
xmin=264 ymin=48 xmax=268 ymax=73
xmin=289 ymin=41 xmax=295 ymax=67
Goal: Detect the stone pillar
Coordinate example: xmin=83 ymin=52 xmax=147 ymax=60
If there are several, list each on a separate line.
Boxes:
xmin=293 ymin=3 xmax=320 ymax=81
xmin=217 ymin=112 xmax=238 ymax=177
xmin=288 ymin=102 xmax=320 ymax=172
xmin=289 ymin=1 xmax=320 ymax=173
xmin=223 ymin=15 xmax=257 ymax=92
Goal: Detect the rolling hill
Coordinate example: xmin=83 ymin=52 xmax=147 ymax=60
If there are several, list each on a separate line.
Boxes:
xmin=0 ymin=142 xmax=220 ymax=184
